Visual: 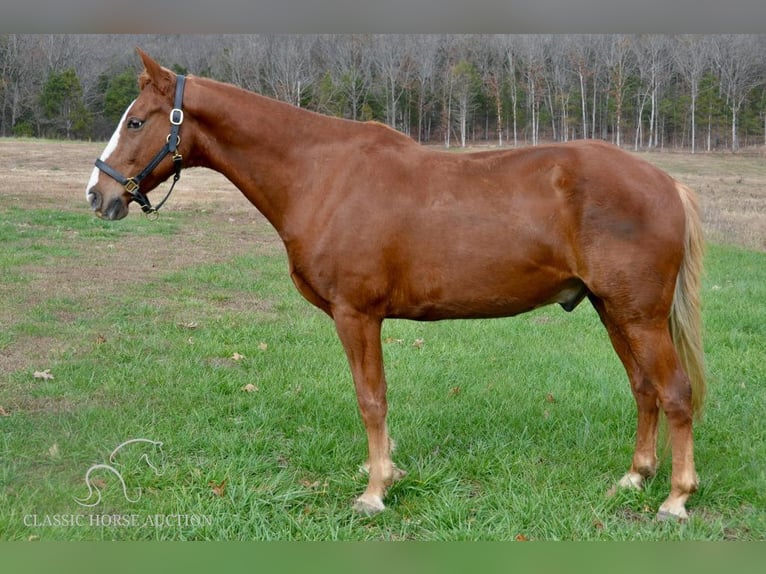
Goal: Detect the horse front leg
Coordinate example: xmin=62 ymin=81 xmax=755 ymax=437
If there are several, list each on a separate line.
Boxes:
xmin=333 ymin=307 xmax=404 ymax=515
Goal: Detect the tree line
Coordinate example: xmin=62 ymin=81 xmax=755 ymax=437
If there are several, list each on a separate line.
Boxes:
xmin=1 ymin=34 xmax=765 ymax=152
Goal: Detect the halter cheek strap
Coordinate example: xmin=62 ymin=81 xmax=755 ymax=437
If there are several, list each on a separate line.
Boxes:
xmin=94 ymin=74 xmax=186 ymax=217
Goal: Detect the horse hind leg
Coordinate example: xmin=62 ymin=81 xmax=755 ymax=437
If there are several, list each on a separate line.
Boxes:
xmin=590 ymin=296 xmax=660 ymax=493
xmin=613 ymin=314 xmax=699 ymax=520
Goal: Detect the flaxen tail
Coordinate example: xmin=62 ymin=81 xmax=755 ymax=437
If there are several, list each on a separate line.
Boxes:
xmin=670 ymin=182 xmax=706 ymax=419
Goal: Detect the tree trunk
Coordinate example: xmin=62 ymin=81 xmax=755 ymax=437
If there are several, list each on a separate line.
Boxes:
xmin=649 ymin=88 xmax=657 ymax=148
xmin=459 ymin=93 xmax=468 ymax=148
xmin=579 ymin=71 xmax=587 ymax=139
xmin=591 ymin=75 xmax=598 ymax=139
xmin=690 ymin=80 xmax=697 ymax=154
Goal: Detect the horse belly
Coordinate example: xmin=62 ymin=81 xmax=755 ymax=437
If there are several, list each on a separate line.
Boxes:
xmin=387 ymin=253 xmax=578 ymax=321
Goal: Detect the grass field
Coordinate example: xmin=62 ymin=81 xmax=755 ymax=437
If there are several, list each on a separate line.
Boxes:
xmin=0 ymin=139 xmax=764 ymax=540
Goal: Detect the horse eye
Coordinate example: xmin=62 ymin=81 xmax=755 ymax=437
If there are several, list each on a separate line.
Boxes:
xmin=126 ymin=118 xmax=144 ymax=130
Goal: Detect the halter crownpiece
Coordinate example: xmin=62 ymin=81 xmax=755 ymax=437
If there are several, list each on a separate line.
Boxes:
xmin=94 ymin=74 xmax=186 ymax=217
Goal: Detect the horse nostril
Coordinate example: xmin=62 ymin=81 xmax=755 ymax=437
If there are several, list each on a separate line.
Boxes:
xmin=88 ymin=189 xmax=102 ymax=211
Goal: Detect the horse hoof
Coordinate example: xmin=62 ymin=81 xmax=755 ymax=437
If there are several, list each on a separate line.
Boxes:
xmin=353 ymin=494 xmax=385 ymax=516
xmin=657 ymin=500 xmax=689 ymax=521
xmin=607 ymin=471 xmax=644 ymax=497
xmin=618 ymin=471 xmax=644 ymax=490
xmin=656 ymin=509 xmax=688 ymax=522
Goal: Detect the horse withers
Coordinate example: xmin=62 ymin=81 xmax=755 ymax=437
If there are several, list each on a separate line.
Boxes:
xmin=87 ymin=49 xmax=706 ymax=520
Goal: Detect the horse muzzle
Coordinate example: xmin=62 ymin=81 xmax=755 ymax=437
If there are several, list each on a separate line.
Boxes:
xmin=87 ymin=188 xmax=129 ymax=220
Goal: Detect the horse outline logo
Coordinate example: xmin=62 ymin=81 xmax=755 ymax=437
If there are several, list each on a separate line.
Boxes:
xmin=73 ymin=438 xmax=165 ymax=508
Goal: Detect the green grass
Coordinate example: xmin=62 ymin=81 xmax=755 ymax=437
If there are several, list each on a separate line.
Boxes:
xmin=1 ymin=204 xmax=764 ymax=540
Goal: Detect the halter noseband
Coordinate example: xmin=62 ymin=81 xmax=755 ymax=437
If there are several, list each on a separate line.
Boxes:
xmin=95 ymin=74 xmax=186 ymax=217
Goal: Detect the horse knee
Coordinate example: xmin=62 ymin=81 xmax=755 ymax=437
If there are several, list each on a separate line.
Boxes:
xmin=356 ymin=395 xmax=387 ymax=425
xmin=631 ymin=376 xmax=658 ymax=408
xmin=657 ymin=373 xmax=693 ymax=423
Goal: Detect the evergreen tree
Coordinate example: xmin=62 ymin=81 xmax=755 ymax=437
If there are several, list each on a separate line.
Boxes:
xmin=103 ymin=69 xmax=139 ymax=126
xmin=39 ymin=68 xmax=90 ymax=139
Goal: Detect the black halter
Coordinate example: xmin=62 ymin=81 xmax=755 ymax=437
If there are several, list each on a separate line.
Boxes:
xmin=95 ymin=74 xmax=186 ymax=217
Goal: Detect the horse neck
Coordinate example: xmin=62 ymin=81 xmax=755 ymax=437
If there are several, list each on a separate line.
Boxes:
xmin=185 ymin=77 xmax=330 ymax=232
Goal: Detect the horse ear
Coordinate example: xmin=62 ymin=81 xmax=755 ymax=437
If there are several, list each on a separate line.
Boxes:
xmin=136 ymin=47 xmax=174 ymax=94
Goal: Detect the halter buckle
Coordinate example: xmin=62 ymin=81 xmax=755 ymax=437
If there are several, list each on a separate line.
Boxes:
xmin=170 ymin=108 xmax=184 ymax=125
xmin=124 ymin=178 xmax=140 ymax=194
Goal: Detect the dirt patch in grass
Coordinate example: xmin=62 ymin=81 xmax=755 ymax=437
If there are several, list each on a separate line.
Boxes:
xmin=0 ymin=336 xmax=63 ymax=381
xmin=0 ymin=139 xmax=282 ymax=378
xmin=3 ymin=387 xmax=85 ymax=416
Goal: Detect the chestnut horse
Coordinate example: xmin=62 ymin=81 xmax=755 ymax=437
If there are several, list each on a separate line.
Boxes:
xmin=87 ymin=50 xmax=706 ymax=520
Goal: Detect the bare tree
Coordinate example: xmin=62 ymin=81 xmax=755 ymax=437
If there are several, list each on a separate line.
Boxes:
xmin=473 ymin=35 xmax=507 ymax=146
xmin=437 ymin=35 xmax=459 ymax=148
xmin=602 ymin=35 xmax=634 ymax=147
xmin=518 ymin=35 xmax=548 ymax=146
xmin=371 ymin=34 xmax=412 ymax=129
xmin=544 ymin=36 xmax=574 ymax=142
xmin=451 ymin=58 xmax=479 ymax=148
xmin=319 ymin=35 xmax=374 ymax=121
xmin=262 ymin=35 xmax=317 ymax=107
xmin=712 ymin=34 xmax=764 ymax=151
xmin=212 ymin=35 xmax=268 ymax=92
xmin=567 ymin=35 xmax=597 ymax=140
xmin=673 ymin=36 xmax=713 ymax=153
xmin=409 ymin=35 xmax=440 ymax=142
xmin=587 ymin=35 xmax=612 ymax=140
xmin=0 ymin=35 xmax=25 ymax=135
xmin=0 ymin=35 xmax=49 ymax=136
xmin=500 ymin=36 xmax=521 ymax=146
xmin=631 ymin=35 xmax=671 ymax=150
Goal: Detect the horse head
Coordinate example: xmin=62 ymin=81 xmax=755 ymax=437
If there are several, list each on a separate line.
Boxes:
xmin=86 ymin=49 xmax=189 ymax=220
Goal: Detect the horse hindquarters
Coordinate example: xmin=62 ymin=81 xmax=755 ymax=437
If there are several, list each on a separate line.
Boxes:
xmin=590 ymin=181 xmax=705 ymax=520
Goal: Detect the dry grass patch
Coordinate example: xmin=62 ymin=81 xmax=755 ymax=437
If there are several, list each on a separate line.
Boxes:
xmin=638 ymin=149 xmax=766 ymax=251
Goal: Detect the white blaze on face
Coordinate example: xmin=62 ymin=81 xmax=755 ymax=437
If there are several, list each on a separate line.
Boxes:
xmin=86 ymin=100 xmax=136 ymax=197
